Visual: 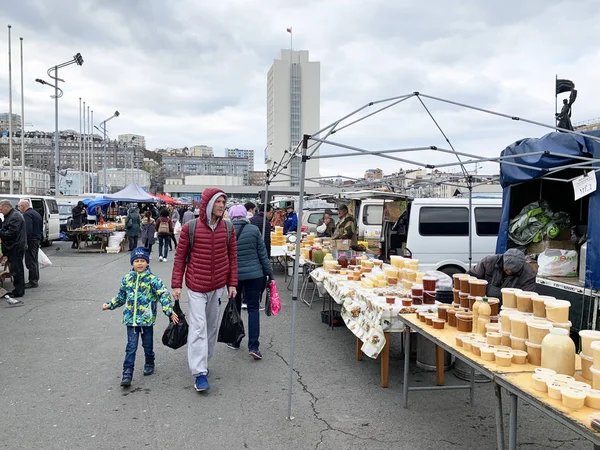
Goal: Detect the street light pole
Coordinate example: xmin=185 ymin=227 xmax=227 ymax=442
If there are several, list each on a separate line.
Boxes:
xmin=19 ymin=37 xmax=25 ymax=194
xmin=98 ymin=111 xmax=119 ymax=194
xmin=35 ymin=52 xmax=84 ymax=195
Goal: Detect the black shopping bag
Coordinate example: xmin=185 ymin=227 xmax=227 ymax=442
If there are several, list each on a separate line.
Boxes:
xmin=162 ymin=301 xmax=189 ymax=349
xmin=264 ymin=283 xmax=272 ymax=317
xmin=217 ymin=297 xmax=245 ymax=343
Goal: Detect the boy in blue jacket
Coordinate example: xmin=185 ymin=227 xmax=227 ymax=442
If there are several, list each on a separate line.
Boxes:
xmin=102 ymin=247 xmax=179 ymax=387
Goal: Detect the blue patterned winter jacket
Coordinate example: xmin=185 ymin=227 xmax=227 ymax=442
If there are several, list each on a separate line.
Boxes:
xmin=107 ymin=268 xmax=173 ymax=326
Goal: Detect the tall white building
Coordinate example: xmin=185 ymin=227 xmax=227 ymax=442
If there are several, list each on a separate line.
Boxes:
xmin=267 ymin=49 xmax=320 ymax=186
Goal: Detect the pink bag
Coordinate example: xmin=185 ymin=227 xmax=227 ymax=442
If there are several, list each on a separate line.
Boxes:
xmin=269 ymin=280 xmax=281 ymax=316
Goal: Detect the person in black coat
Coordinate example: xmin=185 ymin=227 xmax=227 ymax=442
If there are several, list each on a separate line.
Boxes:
xmin=18 ymin=200 xmax=43 ymax=289
xmin=249 ymin=204 xmax=273 ymax=257
xmin=71 ymin=201 xmax=86 ymax=249
xmin=0 ymin=200 xmax=27 ymax=302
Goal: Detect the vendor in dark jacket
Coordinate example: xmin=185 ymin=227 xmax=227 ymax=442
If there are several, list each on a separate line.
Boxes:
xmin=71 ymin=201 xmax=86 ymax=249
xmin=467 ymin=248 xmax=537 ymax=298
xmin=249 ymin=204 xmax=273 ymax=257
xmin=0 ymin=199 xmax=27 ymax=303
xmin=18 ymin=200 xmax=43 ymax=289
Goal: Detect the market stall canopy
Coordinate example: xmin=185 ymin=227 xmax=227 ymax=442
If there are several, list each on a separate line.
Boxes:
xmin=496 ymin=130 xmax=600 ymax=289
xmin=155 ymin=193 xmax=181 ymax=205
xmin=83 ymin=184 xmax=159 ymax=212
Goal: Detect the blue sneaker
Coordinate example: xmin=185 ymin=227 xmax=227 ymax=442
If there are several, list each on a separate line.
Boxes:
xmin=249 ymin=349 xmax=263 ymax=360
xmin=194 ymin=375 xmax=209 ymax=392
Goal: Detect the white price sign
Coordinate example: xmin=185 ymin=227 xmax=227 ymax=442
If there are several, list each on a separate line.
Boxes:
xmin=572 ymin=172 xmax=597 ymax=201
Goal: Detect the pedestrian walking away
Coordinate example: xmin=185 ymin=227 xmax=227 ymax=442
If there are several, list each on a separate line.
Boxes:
xmin=226 ymin=206 xmax=273 ymax=360
xmin=140 ymin=211 xmax=156 ymax=257
xmin=0 ymin=199 xmax=27 ymax=304
xmin=125 ymin=207 xmax=142 ymax=251
xmin=18 ymin=200 xmax=43 ymax=289
xmin=156 ymin=208 xmax=174 ymax=262
xmin=171 ymin=187 xmax=237 ymax=393
xmin=102 ymin=247 xmax=178 ymax=387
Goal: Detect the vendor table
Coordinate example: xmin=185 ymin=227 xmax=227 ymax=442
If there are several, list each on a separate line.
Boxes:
xmin=398 ymin=313 xmax=600 ymax=450
xmin=67 ymin=228 xmax=116 ymax=253
xmin=310 ymin=267 xmax=411 ymax=387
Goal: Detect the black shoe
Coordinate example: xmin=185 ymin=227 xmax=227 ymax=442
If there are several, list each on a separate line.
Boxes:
xmin=8 ymin=291 xmax=24 ymax=298
xmin=143 ymin=363 xmax=155 ymax=376
xmin=121 ymin=368 xmax=133 ymax=387
xmin=24 ymin=282 xmax=38 ymax=289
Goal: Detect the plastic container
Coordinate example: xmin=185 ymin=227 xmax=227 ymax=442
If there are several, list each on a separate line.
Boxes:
xmin=581 ymin=353 xmax=593 ymax=380
xmin=486 ymin=332 xmax=502 ymax=346
xmin=456 ymin=313 xmax=473 ymax=333
xmin=512 ymin=350 xmax=528 ymax=365
xmin=462 ymin=337 xmax=474 ymax=352
xmin=561 ymin=388 xmax=586 ymax=410
xmin=585 ymin=389 xmax=600 ymax=410
xmin=469 ymin=279 xmax=488 ymax=297
xmin=545 ymin=299 xmax=571 ymax=323
xmin=532 ymin=373 xmax=554 ymax=392
xmin=452 ymin=273 xmax=470 ymax=290
xmin=485 ymin=323 xmax=501 ymax=333
xmin=527 ymin=320 xmax=553 ymax=345
xmin=547 ymin=381 xmax=568 ymax=400
xmin=425 ymin=314 xmax=436 ymax=326
xmin=432 ymin=318 xmax=445 ymax=329
xmin=437 ymin=305 xmax=449 ymax=321
xmin=471 ymin=341 xmax=483 ymax=356
xmin=387 ymin=277 xmax=398 ymax=285
xmin=580 ymin=330 xmax=600 ymax=356
xmin=501 ymin=288 xmax=522 ymax=309
xmin=550 ymin=320 xmax=572 ymax=334
xmin=480 ymin=345 xmax=497 ymax=361
xmin=495 ymin=352 xmax=513 ymax=367
xmin=526 ymin=341 xmax=542 ymax=366
xmin=402 ymin=298 xmax=413 ymax=307
xmin=422 ymin=276 xmax=437 ymax=291
xmin=423 ymin=291 xmax=436 ymax=305
xmin=568 ymin=380 xmax=592 ymax=391
xmin=499 ymin=309 xmax=518 ymax=332
xmin=459 ymin=292 xmax=470 ymax=309
xmin=447 ymin=309 xmax=457 ymax=327
xmin=459 ymin=276 xmax=474 ymax=294
xmin=535 ymin=367 xmax=556 ymax=377
xmin=510 ymin=335 xmax=527 ymax=352
xmin=411 ymin=284 xmax=424 ymax=297
xmin=532 ymin=295 xmax=554 ymax=318
xmin=516 ymin=291 xmax=535 ymax=313
xmin=554 ymin=374 xmax=575 ymax=383
xmin=592 ymin=367 xmax=600 ymax=390
xmin=541 ymin=328 xmax=576 ymax=376
xmin=452 ymin=289 xmax=460 ymax=304
xmin=488 ymin=298 xmax=500 ymax=316
xmin=592 ymin=341 xmax=600 ymax=370
xmin=455 ymin=334 xmax=467 ymax=347
xmin=509 ymin=315 xmax=529 ymax=339
xmin=500 ymin=330 xmax=511 ymax=347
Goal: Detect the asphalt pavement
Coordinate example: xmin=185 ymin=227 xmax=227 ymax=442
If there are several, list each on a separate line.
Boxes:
xmin=0 ymin=242 xmax=589 ymax=449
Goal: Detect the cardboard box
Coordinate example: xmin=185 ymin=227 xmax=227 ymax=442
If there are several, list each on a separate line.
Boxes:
xmin=332 ymin=239 xmax=350 ymax=251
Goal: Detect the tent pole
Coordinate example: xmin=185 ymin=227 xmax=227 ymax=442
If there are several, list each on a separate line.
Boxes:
xmin=468 ymin=179 xmax=473 ymax=269
xmin=262 ymin=174 xmax=270 ymax=238
xmin=287 ymin=135 xmax=308 ymax=420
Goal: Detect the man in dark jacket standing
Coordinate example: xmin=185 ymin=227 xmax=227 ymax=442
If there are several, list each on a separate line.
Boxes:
xmin=249 ymin=204 xmax=273 ymax=257
xmin=0 ymin=200 xmax=27 ymax=304
xmin=468 ymin=248 xmax=537 ymax=298
xmin=71 ymin=201 xmax=86 ymax=249
xmin=18 ymin=200 xmax=43 ymax=289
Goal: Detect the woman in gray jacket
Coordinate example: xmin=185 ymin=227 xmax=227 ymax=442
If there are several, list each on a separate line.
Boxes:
xmin=226 ymin=205 xmax=273 ymax=360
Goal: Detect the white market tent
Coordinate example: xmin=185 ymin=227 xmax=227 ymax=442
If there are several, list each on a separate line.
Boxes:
xmin=267 ymin=92 xmax=600 ymax=420
xmin=103 ymin=183 xmax=157 ymax=202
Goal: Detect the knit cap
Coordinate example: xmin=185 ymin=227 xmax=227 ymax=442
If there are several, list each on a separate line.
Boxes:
xmin=130 ymin=247 xmax=150 ymax=265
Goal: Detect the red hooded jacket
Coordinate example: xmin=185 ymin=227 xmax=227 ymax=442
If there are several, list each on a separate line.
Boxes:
xmin=171 ymin=188 xmax=238 ymax=293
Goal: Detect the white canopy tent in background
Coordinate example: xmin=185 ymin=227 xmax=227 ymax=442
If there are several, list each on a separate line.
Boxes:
xmin=265 ymin=92 xmax=600 ymax=420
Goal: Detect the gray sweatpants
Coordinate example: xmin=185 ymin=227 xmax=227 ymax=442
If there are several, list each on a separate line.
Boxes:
xmin=187 ymin=287 xmax=224 ymax=376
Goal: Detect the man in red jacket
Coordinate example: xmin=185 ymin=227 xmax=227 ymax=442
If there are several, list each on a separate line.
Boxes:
xmin=171 ymin=187 xmax=238 ymax=392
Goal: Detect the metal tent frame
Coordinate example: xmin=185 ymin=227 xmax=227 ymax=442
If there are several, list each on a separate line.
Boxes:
xmin=261 ymin=92 xmax=600 ymax=419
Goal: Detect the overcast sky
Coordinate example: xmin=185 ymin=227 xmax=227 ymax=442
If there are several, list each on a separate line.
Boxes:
xmin=2 ymin=0 xmax=599 ymax=178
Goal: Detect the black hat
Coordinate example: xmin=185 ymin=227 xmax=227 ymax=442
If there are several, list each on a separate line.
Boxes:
xmin=337 ymin=204 xmax=348 ymax=211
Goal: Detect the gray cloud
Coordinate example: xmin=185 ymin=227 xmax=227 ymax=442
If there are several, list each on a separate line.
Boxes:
xmin=1 ymin=0 xmax=599 ymax=178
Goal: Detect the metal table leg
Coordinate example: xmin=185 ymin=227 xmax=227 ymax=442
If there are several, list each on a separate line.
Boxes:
xmin=470 ymin=367 xmax=475 ymax=407
xmin=402 ymin=327 xmax=411 ymax=408
xmin=509 ymin=393 xmax=518 ymax=450
xmin=494 ymin=383 xmax=505 ymax=450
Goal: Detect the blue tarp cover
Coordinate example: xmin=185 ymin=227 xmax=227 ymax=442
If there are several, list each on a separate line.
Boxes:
xmin=496 ymin=130 xmax=600 ymax=289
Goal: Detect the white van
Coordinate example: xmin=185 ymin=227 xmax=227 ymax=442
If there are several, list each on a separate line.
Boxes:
xmin=0 ymin=194 xmax=60 ymax=246
xmin=404 ymin=198 xmax=503 ymax=274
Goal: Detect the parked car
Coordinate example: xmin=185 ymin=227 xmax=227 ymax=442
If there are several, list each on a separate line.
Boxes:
xmin=0 ymin=194 xmax=60 ymax=246
xmin=58 ymin=204 xmax=72 ymax=232
xmin=300 ymin=208 xmax=339 ymax=234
